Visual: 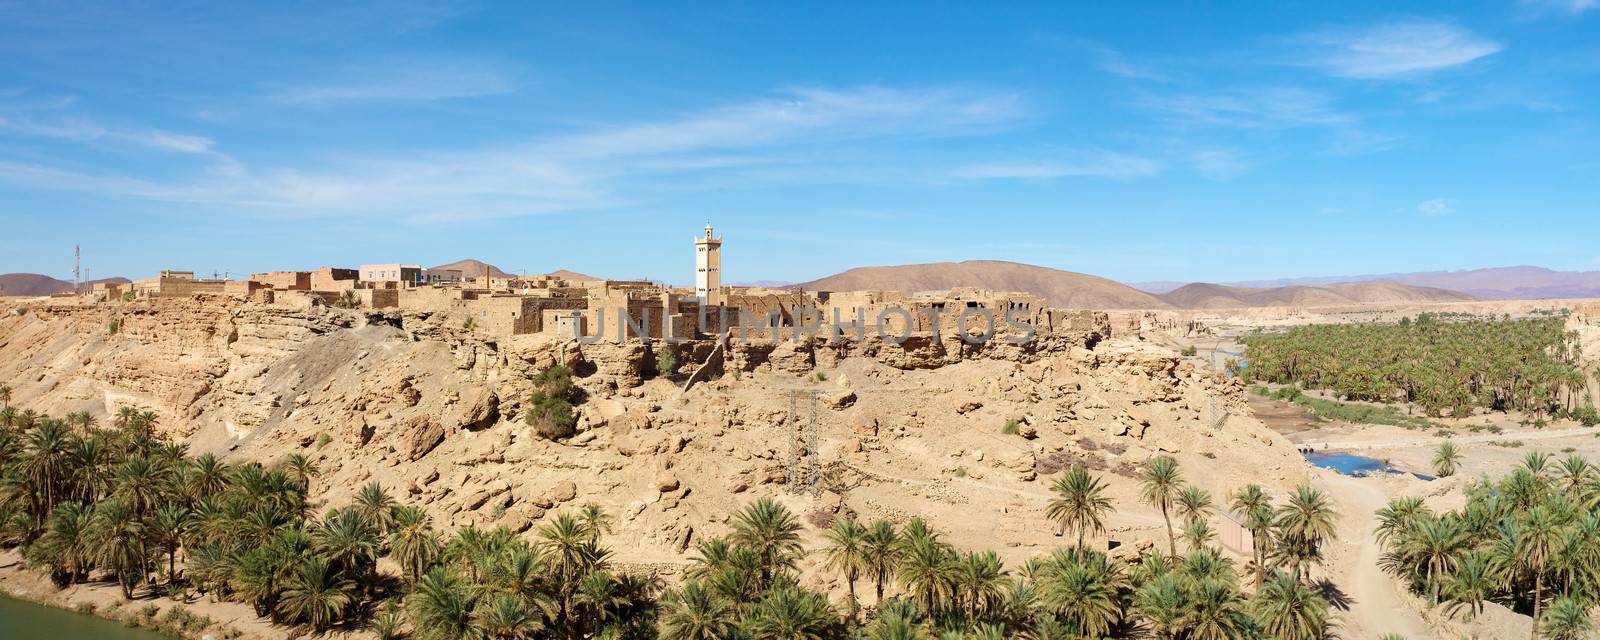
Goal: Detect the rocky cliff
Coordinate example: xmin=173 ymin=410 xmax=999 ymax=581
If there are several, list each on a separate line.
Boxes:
xmin=0 ymin=297 xmax=1305 ymax=576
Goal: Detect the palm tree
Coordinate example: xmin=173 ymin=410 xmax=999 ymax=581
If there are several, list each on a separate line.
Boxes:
xmin=1183 ymin=579 xmax=1249 ymax=640
xmin=1046 ymin=466 xmax=1114 ymax=549
xmin=864 ymin=520 xmax=900 ymax=604
xmin=747 ymin=586 xmax=835 ymax=640
xmin=277 ymin=556 xmax=356 ymax=631
xmin=730 ymin=498 xmax=803 ymax=585
xmin=1275 ymin=484 xmax=1339 ymax=581
xmin=1252 ymin=570 xmax=1330 ymax=640
xmin=477 ymin=593 xmax=544 ymax=640
xmin=150 ymin=503 xmax=191 ymax=585
xmin=1542 ymin=595 xmax=1595 ymax=640
xmin=1400 ymin=516 xmax=1468 ymax=604
xmin=29 ymin=502 xmax=91 ymax=586
xmin=1038 ymin=560 xmax=1120 ymax=638
xmin=390 ymin=504 xmax=442 ymax=585
xmin=1556 ymin=456 xmax=1591 ymax=499
xmin=88 ymin=498 xmax=149 ymax=598
xmin=1140 ymin=457 xmax=1184 ymax=558
xmin=955 ymin=549 xmax=1007 ymax=620
xmin=1444 ymin=550 xmax=1496 ymax=620
xmin=1374 ymin=496 xmax=1429 ymax=547
xmin=354 ymin=481 xmax=396 ymax=533
xmin=897 ymin=533 xmax=956 ymax=618
xmin=279 ymin=453 xmax=319 ymax=495
xmin=410 ymin=566 xmax=484 ymax=640
xmin=1512 ymin=502 xmax=1565 ymax=640
xmin=823 ymin=516 xmax=869 ymax=618
xmin=21 ymin=419 xmax=72 ymax=519
xmin=577 ymin=503 xmax=613 ymax=543
xmin=1432 ymin=441 xmax=1462 ymax=478
xmin=114 ymin=455 xmax=172 ymax=517
xmin=658 ymin=582 xmax=735 ymax=640
xmin=0 ymin=384 xmax=11 ymax=409
xmin=539 ymin=514 xmax=601 ymax=631
xmin=1134 ymin=573 xmax=1185 ymax=639
xmin=183 ymin=453 xmax=229 ymax=502
xmin=1230 ymin=484 xmax=1275 ymax=589
xmin=1181 ymin=519 xmax=1217 ymax=550
xmin=314 ymin=507 xmax=381 ymax=588
xmin=1175 ymin=485 xmax=1215 ymax=527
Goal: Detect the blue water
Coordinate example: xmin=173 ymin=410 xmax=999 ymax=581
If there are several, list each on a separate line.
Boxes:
xmin=1306 ymin=452 xmax=1434 ymax=480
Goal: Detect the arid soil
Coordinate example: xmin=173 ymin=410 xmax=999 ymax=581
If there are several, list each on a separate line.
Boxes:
xmin=0 ymin=297 xmax=1302 ymax=596
xmin=3 ymin=294 xmax=1596 ymax=639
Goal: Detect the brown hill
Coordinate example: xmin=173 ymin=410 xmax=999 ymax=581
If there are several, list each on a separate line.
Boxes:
xmin=792 ymin=260 xmax=1172 ymax=309
xmin=547 ymin=269 xmax=600 ymax=282
xmin=1220 ymin=266 xmax=1600 ymax=300
xmin=0 ymin=273 xmax=131 ymax=297
xmin=1161 ymin=281 xmax=1478 ymax=309
xmin=431 ymin=259 xmax=509 ymax=280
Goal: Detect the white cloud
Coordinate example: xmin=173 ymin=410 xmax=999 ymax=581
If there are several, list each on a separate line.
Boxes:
xmin=0 ymin=86 xmax=1071 ymax=222
xmin=1188 ymin=148 xmax=1250 ymax=178
xmin=952 ymin=151 xmax=1162 ymax=180
xmin=1299 ymin=21 xmax=1502 ymax=79
xmin=1328 ymin=129 xmax=1404 ymax=156
xmin=1139 ymin=87 xmax=1349 ymax=128
xmin=1417 ymin=198 xmax=1455 ymax=216
xmin=0 ymin=115 xmax=218 ymax=155
xmin=1521 ymin=0 xmax=1598 ymax=15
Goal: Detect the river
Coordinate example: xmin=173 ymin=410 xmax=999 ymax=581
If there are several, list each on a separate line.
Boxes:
xmin=0 ymin=594 xmax=168 ymax=639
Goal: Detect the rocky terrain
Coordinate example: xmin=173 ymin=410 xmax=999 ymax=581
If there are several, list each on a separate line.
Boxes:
xmin=0 ymin=296 xmax=1306 ymax=583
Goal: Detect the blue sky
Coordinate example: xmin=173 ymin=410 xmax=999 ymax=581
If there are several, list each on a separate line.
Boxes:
xmin=1 ymin=1 xmax=1596 ymax=285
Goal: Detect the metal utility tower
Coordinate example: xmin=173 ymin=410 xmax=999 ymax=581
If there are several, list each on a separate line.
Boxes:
xmin=784 ymin=389 xmax=820 ymax=495
xmin=73 ymin=245 xmax=81 ymax=294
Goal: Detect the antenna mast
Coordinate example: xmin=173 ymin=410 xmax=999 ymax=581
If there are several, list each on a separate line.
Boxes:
xmin=74 ymin=245 xmax=81 ymax=294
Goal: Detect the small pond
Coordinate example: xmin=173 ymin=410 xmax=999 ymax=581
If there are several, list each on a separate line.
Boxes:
xmin=1305 ymin=452 xmax=1434 ymax=480
xmin=0 ymin=594 xmax=168 ymax=639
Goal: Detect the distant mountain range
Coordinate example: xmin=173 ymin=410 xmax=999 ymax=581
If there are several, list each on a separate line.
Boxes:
xmin=1159 ymin=282 xmax=1475 ymax=309
xmin=792 ymin=260 xmax=1172 ymax=309
xmin=0 ymin=273 xmax=131 ymax=297
xmin=790 ymin=260 xmax=1494 ymax=309
xmin=1133 ymin=266 xmax=1600 ymax=300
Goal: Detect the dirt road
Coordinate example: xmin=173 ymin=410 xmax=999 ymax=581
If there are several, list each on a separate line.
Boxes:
xmin=1319 ymin=470 xmax=1434 ymax=639
xmin=1300 ymin=425 xmax=1600 ymax=453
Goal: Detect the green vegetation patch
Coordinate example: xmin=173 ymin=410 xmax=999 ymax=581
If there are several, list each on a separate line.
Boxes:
xmin=1241 ymin=313 xmax=1584 ymax=419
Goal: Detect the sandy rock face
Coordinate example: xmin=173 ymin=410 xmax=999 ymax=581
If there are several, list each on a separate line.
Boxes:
xmin=0 ymin=298 xmax=1301 ymax=578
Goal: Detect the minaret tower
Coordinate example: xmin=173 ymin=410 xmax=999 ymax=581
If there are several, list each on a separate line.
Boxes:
xmin=695 ymin=223 xmax=722 ymax=306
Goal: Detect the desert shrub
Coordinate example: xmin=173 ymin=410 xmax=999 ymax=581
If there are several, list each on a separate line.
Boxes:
xmin=1488 ymin=440 xmax=1524 ymax=448
xmin=527 ymin=365 xmax=577 ymax=440
xmin=1001 ymin=419 xmax=1020 ymax=436
xmin=463 ymin=317 xmax=477 ymax=330
xmin=108 ymin=319 xmax=119 ymax=335
xmin=121 ymin=291 xmax=135 ymax=302
xmin=1180 ymin=345 xmax=1198 ymax=357
xmin=1573 ymin=406 xmax=1600 ymax=427
xmin=314 ymin=433 xmax=332 ymax=449
xmin=653 ymin=345 xmax=679 ymax=378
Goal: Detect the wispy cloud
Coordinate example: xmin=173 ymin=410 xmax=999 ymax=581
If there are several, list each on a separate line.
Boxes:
xmin=1520 ymin=0 xmax=1598 ymax=15
xmin=1328 ymin=129 xmax=1403 ymax=156
xmin=0 ymin=115 xmax=218 ymax=155
xmin=1296 ymin=20 xmax=1502 ymax=79
xmin=1138 ymin=87 xmax=1349 ymax=128
xmin=1188 ymin=148 xmax=1250 ymax=178
xmin=0 ymin=86 xmax=1066 ymax=222
xmin=1031 ymin=35 xmax=1167 ymax=81
xmin=952 ymin=150 xmax=1162 ymax=180
xmin=1417 ymin=198 xmax=1455 ymax=216
xmin=272 ymin=58 xmax=515 ymax=105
